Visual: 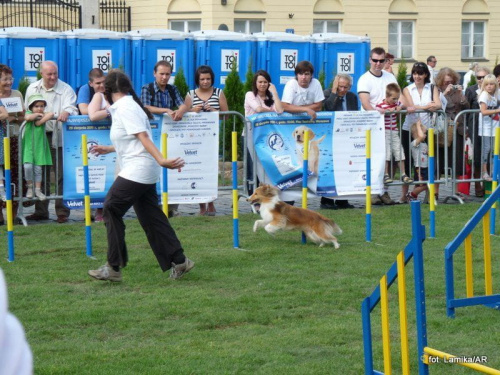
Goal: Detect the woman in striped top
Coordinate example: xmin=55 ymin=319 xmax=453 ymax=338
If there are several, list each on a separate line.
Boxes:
xmin=184 ymin=65 xmax=228 ymax=216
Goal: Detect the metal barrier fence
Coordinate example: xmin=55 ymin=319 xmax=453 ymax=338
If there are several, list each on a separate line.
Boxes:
xmin=8 ymin=111 xmax=249 ymax=226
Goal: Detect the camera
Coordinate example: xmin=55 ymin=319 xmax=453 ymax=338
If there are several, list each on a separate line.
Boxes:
xmin=451 ymin=85 xmax=460 ymax=90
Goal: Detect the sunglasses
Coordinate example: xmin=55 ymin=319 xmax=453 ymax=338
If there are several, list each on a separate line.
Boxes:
xmin=476 ymin=75 xmax=485 ymax=80
xmin=413 ymin=62 xmax=426 ymax=68
xmin=371 ymin=58 xmax=386 ymax=63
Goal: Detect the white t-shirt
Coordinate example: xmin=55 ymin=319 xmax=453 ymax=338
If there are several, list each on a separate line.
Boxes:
xmin=357 ymin=70 xmax=397 ymax=110
xmin=478 ymin=90 xmax=500 ymax=137
xmin=411 ymin=140 xmax=429 ymax=168
xmin=403 ymin=83 xmax=433 ymax=131
xmin=281 ymin=78 xmax=325 ymax=106
xmin=109 ymin=95 xmax=160 ymax=184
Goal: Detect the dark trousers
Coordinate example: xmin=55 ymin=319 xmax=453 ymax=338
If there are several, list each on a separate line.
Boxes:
xmin=34 ymin=133 xmax=70 ymax=218
xmin=103 ymin=176 xmax=185 ymax=271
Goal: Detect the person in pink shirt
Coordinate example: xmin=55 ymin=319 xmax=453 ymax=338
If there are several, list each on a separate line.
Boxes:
xmin=244 ymin=70 xmax=283 ymax=116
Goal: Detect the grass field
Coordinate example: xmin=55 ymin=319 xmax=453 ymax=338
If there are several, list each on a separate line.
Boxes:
xmin=1 ymin=203 xmax=500 ymax=374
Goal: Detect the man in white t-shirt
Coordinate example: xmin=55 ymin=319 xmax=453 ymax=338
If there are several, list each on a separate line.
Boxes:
xmin=282 ymin=60 xmax=324 ymax=120
xmin=357 ymin=47 xmax=409 ymax=205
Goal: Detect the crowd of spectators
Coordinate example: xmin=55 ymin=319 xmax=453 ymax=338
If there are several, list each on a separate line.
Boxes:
xmin=0 ymin=49 xmax=497 ymax=224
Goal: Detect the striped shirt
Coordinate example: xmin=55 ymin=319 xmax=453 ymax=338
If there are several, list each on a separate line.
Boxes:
xmin=376 ymin=100 xmax=400 ymax=130
xmin=188 ymin=88 xmax=223 ymax=111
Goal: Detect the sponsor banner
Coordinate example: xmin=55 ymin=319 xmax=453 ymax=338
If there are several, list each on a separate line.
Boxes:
xmin=92 ymin=50 xmax=112 ymax=73
xmin=161 ymin=112 xmax=219 ymax=204
xmin=221 ymin=49 xmax=239 ymax=72
xmin=337 ymin=52 xmax=355 ymax=75
xmin=1 ymin=97 xmax=23 ymax=113
xmin=157 ymin=50 xmax=176 ymax=72
xmin=249 ymin=111 xmax=385 ymax=196
xmin=24 ymin=47 xmax=45 ymax=72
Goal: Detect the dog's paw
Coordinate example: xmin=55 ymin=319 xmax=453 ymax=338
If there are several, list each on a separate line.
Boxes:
xmin=333 ymin=242 xmax=340 ymax=249
xmin=253 ymin=221 xmax=259 ymax=232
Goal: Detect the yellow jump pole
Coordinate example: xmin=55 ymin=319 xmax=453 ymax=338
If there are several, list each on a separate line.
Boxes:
xmin=397 ymin=251 xmax=410 ymax=374
xmin=464 ymin=233 xmax=474 ymax=298
xmin=380 ymin=274 xmax=392 ymax=375
xmin=490 ymin=127 xmax=500 ymax=234
xmin=161 ymin=133 xmax=169 ymax=217
xmin=81 ymin=135 xmax=93 ymax=257
xmin=4 ymin=137 xmax=14 ymax=261
xmin=301 ymin=130 xmax=310 ymax=244
xmin=366 ymin=129 xmax=372 ymax=242
xmin=483 ymin=211 xmax=492 ymax=295
xmin=428 ymin=127 xmax=436 ymax=238
xmin=232 ymin=131 xmax=239 ymax=248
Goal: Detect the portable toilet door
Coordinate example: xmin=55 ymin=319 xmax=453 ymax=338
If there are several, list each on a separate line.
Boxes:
xmin=254 ymin=32 xmax=313 ymax=97
xmin=0 ymin=27 xmax=62 ymax=87
xmin=312 ymin=33 xmax=371 ymax=94
xmin=64 ymin=29 xmax=131 ymax=90
xmin=192 ymin=30 xmax=256 ymax=89
xmin=128 ymin=29 xmax=195 ymax=93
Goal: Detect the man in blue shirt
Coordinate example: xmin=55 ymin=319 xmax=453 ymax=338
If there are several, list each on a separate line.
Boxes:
xmin=140 ymin=61 xmax=188 ymax=121
xmin=76 ymin=68 xmax=105 ymax=115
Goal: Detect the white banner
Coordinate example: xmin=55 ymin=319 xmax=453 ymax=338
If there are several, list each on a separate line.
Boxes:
xmin=162 ymin=112 xmax=219 ymax=203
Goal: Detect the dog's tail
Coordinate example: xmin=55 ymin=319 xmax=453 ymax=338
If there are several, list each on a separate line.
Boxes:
xmin=320 ymin=216 xmax=343 ymax=235
xmin=317 ymin=134 xmax=326 ymax=143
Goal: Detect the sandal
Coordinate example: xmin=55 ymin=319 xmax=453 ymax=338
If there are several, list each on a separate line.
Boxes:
xmin=401 ymin=174 xmax=413 ymax=184
xmin=383 ymin=174 xmax=393 ymax=184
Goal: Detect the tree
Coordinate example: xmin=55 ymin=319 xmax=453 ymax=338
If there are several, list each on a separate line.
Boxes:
xmin=243 ymin=59 xmax=254 ymax=96
xmin=396 ymin=58 xmax=408 ymax=90
xmin=318 ymin=69 xmax=326 ymax=90
xmin=173 ymin=66 xmax=189 ymax=99
xmin=223 ymin=62 xmax=245 ymax=160
xmin=17 ymin=75 xmax=31 ymax=99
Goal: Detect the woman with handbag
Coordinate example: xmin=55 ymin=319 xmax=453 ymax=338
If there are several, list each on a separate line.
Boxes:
xmin=401 ymin=62 xmax=441 ymax=203
xmin=435 ymin=68 xmax=470 ymax=197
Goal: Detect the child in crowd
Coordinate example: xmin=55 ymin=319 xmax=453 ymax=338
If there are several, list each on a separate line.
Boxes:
xmin=478 ymin=74 xmax=500 ymax=182
xmin=406 ymin=120 xmax=429 ymax=202
xmin=376 ymin=83 xmax=413 ymax=185
xmin=22 ymin=94 xmax=53 ymax=200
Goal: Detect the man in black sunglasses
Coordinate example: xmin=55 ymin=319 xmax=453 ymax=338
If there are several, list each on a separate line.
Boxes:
xmin=358 ymin=47 xmax=411 ymax=205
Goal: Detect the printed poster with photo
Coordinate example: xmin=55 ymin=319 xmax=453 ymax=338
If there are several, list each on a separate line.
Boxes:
xmin=249 ymin=111 xmax=385 ymax=196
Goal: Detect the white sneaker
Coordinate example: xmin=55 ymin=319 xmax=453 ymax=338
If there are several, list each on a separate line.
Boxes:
xmin=0 ymin=187 xmax=5 ymax=201
xmin=35 ymin=188 xmax=46 ymax=201
xmin=26 ymin=187 xmax=33 ymax=199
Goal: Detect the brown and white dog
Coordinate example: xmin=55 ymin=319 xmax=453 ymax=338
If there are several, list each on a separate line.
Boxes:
xmin=292 ymin=125 xmax=325 ymax=175
xmin=247 ymin=184 xmax=342 ymax=248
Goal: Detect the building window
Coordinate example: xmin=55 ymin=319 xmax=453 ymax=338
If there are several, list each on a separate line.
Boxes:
xmin=462 ymin=21 xmax=485 ymax=59
xmin=234 ymin=19 xmax=263 ymax=34
xmin=313 ymin=20 xmax=340 ymax=34
xmin=169 ymin=20 xmax=201 ymax=33
xmin=388 ymin=20 xmax=414 ymax=59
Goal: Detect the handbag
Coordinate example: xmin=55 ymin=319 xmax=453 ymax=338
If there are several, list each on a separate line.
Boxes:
xmin=436 ymin=119 xmax=453 ymax=148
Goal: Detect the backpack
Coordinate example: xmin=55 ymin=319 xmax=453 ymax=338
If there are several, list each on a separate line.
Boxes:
xmin=148 ymin=82 xmax=178 ymax=109
xmin=76 ymin=84 xmax=96 ymax=115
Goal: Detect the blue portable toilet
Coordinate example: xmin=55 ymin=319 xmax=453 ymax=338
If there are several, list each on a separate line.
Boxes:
xmin=312 ymin=33 xmax=371 ymax=92
xmin=128 ymin=29 xmax=195 ymax=92
xmin=192 ymin=30 xmax=256 ymax=89
xmin=64 ymin=29 xmax=131 ymax=90
xmin=0 ymin=27 xmax=62 ymax=86
xmin=254 ymin=32 xmax=313 ymax=97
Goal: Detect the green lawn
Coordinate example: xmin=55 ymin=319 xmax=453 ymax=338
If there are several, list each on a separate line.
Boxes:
xmin=1 ymin=203 xmax=500 ymax=374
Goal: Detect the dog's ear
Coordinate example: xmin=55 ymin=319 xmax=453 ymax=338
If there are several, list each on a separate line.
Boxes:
xmin=308 ymin=129 xmax=315 ymax=139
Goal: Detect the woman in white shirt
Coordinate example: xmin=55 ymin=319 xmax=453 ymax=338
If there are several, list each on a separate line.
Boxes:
xmin=402 ymin=62 xmax=441 ymax=203
xmin=88 ymin=70 xmax=194 ymax=282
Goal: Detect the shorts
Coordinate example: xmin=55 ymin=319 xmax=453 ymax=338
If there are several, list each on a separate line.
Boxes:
xmin=385 ymin=129 xmax=405 ymax=161
xmin=414 ymin=167 xmax=428 ymax=186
